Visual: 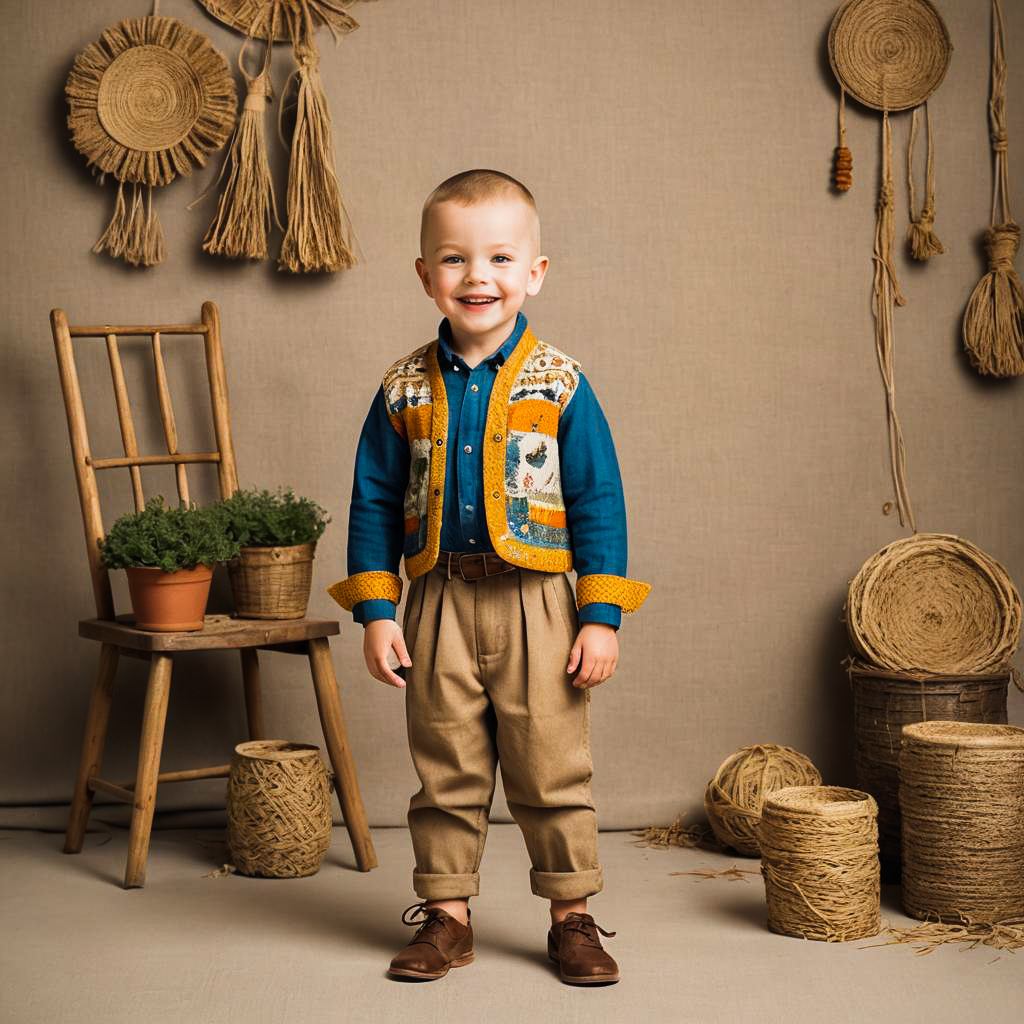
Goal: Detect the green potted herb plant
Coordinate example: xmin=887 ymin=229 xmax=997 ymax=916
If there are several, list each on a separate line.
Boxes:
xmin=99 ymin=497 xmax=241 ymax=632
xmin=215 ymin=488 xmax=331 ymax=619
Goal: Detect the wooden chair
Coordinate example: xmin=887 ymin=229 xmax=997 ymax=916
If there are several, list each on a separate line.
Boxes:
xmin=50 ymin=301 xmax=377 ymax=888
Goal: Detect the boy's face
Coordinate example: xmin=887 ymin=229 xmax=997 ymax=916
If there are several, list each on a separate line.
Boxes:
xmin=416 ymin=195 xmax=548 ymax=351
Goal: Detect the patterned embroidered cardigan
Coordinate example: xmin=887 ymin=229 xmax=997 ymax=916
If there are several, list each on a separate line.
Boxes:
xmin=328 ymin=327 xmax=650 ymax=616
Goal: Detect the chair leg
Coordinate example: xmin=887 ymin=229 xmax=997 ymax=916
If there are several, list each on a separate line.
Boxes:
xmin=239 ymin=648 xmax=266 ymax=740
xmin=307 ymin=637 xmax=378 ymax=871
xmin=64 ymin=643 xmax=120 ymax=855
xmin=123 ymin=653 xmax=173 ymax=889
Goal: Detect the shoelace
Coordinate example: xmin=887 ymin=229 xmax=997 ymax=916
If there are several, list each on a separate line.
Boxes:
xmin=401 ymin=902 xmax=458 ymax=947
xmin=560 ymin=914 xmax=616 ymax=948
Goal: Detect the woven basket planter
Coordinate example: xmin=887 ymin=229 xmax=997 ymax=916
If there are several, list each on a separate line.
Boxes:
xmin=757 ymin=786 xmax=880 ymax=943
xmin=227 ymin=542 xmax=315 ymax=619
xmin=226 ymin=740 xmax=332 ymax=878
xmin=849 ymin=660 xmax=1010 ymax=866
xmin=900 ymin=722 xmax=1024 ymax=924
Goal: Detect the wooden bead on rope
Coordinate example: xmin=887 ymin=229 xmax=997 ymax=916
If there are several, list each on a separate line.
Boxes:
xmin=900 ymin=721 xmax=1024 ymax=924
xmin=703 ymin=744 xmax=822 ymax=855
xmin=227 ymin=740 xmax=332 ymax=878
xmin=758 ymin=786 xmax=880 ymax=942
xmin=833 ymin=146 xmax=853 ymax=191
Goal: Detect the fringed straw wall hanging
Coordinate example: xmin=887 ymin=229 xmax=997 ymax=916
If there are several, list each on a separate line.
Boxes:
xmin=196 ymin=0 xmax=370 ymax=272
xmin=900 ymin=722 xmax=1024 ymax=924
xmin=757 ymin=786 xmax=881 ymax=943
xmin=66 ymin=13 xmax=236 ymax=266
xmin=963 ymin=0 xmax=1024 ymax=376
xmin=827 ymin=0 xmax=952 ymax=532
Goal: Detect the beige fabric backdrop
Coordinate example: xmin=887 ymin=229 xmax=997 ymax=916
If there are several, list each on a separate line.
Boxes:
xmin=1 ymin=0 xmax=1021 ymax=829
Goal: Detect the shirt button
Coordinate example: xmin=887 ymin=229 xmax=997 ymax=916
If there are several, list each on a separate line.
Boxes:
xmin=471 ymin=384 xmax=479 ymax=392
xmin=453 ymin=365 xmax=459 ymax=372
xmin=493 ymin=433 xmax=503 ymax=442
xmin=436 ymin=438 xmax=443 ymax=446
xmin=468 ymin=538 xmax=477 ymax=545
xmin=463 ymin=445 xmax=472 ymax=454
xmin=465 ymin=504 xmax=473 ymax=512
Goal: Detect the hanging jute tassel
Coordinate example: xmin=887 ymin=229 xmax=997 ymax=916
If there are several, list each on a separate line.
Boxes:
xmin=834 ymin=85 xmax=853 ymax=191
xmin=93 ymin=181 xmax=165 ymax=267
xmin=196 ymin=27 xmax=282 ymax=260
xmin=964 ymin=0 xmax=1024 ymax=377
xmin=277 ymin=2 xmax=356 ymax=273
xmin=873 ymin=111 xmax=916 ymax=532
xmin=906 ymin=103 xmax=944 ymax=261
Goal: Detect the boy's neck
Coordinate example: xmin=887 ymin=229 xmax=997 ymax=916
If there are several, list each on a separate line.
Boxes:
xmin=446 ymin=314 xmax=523 ymax=369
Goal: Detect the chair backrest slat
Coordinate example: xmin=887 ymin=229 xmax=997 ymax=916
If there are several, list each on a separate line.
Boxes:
xmin=105 ymin=333 xmax=146 ymax=512
xmin=50 ymin=302 xmax=239 ymax=620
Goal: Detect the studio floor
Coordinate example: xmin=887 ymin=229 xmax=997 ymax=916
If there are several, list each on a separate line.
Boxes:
xmin=1 ymin=820 xmax=1019 ymax=1024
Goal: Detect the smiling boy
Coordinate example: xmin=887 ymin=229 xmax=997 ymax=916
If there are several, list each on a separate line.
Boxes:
xmin=329 ymin=170 xmax=650 ymax=984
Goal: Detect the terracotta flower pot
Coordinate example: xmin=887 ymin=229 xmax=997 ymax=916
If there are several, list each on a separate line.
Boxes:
xmin=227 ymin=542 xmax=316 ymax=619
xmin=125 ymin=565 xmax=214 ymax=632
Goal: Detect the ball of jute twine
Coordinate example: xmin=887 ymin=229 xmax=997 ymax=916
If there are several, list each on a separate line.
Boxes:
xmin=757 ymin=786 xmax=881 ymax=943
xmin=67 ymin=16 xmax=236 ymax=187
xmin=900 ymin=721 xmax=1024 ymax=924
xmin=828 ymin=0 xmax=952 ymax=112
xmin=227 ymin=740 xmax=332 ymax=878
xmin=703 ymin=745 xmax=822 ymax=856
xmin=846 ymin=533 xmax=1022 ymax=676
xmin=847 ymin=660 xmax=1010 ymax=866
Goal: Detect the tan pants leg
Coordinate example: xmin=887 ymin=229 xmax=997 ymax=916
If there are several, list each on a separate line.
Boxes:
xmin=401 ymin=567 xmax=602 ymax=901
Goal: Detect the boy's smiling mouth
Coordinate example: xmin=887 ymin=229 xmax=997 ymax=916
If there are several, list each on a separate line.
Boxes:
xmin=457 ymin=295 xmax=498 ymax=306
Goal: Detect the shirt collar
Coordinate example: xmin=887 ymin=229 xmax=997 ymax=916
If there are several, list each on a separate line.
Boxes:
xmin=437 ymin=312 xmax=527 ymax=371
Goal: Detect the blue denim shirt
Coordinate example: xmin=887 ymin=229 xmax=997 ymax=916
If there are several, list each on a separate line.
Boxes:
xmin=347 ymin=314 xmax=627 ymax=629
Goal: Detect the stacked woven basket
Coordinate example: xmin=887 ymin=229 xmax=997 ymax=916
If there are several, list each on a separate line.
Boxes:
xmin=845 ymin=533 xmax=1021 ymax=867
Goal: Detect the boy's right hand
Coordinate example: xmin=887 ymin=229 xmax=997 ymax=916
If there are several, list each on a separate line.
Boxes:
xmin=362 ymin=619 xmax=412 ymax=688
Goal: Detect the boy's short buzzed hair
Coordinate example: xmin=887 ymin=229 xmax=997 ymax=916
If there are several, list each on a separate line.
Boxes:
xmin=421 ymin=169 xmax=539 ymax=253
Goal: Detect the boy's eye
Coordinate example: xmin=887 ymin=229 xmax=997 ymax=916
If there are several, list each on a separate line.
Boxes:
xmin=492 ymin=255 xmax=511 ymax=264
xmin=441 ymin=255 xmax=463 ymax=264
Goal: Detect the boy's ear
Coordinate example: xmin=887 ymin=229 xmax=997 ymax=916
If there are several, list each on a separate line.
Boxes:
xmin=415 ymin=257 xmax=434 ymax=297
xmin=526 ymin=255 xmax=549 ymax=297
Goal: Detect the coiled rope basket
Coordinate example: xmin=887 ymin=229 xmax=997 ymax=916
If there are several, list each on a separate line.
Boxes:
xmin=757 ymin=786 xmax=880 ymax=942
xmin=846 ymin=533 xmax=1022 ymax=675
xmin=900 ymin=721 xmax=1024 ymax=923
xmin=227 ymin=740 xmax=332 ymax=878
xmin=703 ymin=744 xmax=822 ymax=855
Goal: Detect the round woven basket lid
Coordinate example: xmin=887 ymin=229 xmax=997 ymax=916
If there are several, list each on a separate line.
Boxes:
xmin=828 ymin=0 xmax=953 ymax=111
xmin=66 ymin=16 xmax=236 ymax=187
xmin=846 ymin=533 xmax=1022 ymax=675
xmin=195 ymin=0 xmax=361 ymax=42
xmin=902 ymin=721 xmax=1024 ymax=750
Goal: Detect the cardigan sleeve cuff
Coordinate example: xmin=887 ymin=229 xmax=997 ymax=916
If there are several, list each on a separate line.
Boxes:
xmin=327 ymin=571 xmax=404 ymax=612
xmin=575 ymin=574 xmax=651 ymax=614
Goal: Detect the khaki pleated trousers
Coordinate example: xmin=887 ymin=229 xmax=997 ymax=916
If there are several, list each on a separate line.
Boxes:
xmin=400 ymin=565 xmax=602 ymax=901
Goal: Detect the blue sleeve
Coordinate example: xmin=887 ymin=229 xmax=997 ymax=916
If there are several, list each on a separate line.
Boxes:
xmin=347 ymin=386 xmax=409 ymax=625
xmin=558 ymin=372 xmax=627 ymax=630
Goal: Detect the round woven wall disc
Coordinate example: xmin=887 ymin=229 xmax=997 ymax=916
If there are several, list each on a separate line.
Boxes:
xmin=829 ymin=0 xmax=952 ymax=111
xmin=196 ymin=0 xmax=360 ymax=42
xmin=66 ymin=16 xmax=236 ymax=187
xmin=97 ymin=46 xmax=201 ymax=152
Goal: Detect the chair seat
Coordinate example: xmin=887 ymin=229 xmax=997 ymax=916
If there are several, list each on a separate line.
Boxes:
xmin=79 ymin=613 xmax=340 ymax=652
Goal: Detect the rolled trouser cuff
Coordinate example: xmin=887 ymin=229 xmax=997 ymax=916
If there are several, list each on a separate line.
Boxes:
xmin=530 ymin=867 xmax=603 ymax=900
xmin=413 ymin=871 xmax=480 ymax=900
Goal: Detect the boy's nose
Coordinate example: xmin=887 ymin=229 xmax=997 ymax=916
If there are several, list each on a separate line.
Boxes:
xmin=463 ymin=261 xmax=490 ymax=284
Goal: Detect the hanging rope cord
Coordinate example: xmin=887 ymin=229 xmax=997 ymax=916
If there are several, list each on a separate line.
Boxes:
xmin=907 ymin=103 xmax=943 ymax=259
xmin=873 ymin=108 xmax=916 ymax=533
xmin=963 ymin=0 xmax=1024 ymax=377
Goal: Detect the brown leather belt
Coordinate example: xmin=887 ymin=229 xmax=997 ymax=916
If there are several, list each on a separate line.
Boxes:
xmin=435 ymin=549 xmax=518 ymax=581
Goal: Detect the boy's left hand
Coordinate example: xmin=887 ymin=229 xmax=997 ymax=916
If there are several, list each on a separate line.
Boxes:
xmin=567 ymin=622 xmax=619 ymax=688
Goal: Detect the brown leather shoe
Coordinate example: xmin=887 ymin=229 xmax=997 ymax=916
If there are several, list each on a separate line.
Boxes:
xmin=388 ymin=903 xmax=474 ymax=980
xmin=548 ymin=912 xmax=619 ymax=984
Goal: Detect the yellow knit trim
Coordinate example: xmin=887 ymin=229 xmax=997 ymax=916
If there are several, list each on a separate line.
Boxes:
xmin=575 ymin=574 xmax=651 ymax=614
xmin=327 ymin=571 xmax=403 ymax=612
xmin=406 ymin=341 xmax=447 ymax=579
xmin=403 ymin=403 xmax=432 ymax=441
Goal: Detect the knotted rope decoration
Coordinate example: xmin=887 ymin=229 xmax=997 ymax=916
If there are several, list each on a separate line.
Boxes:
xmin=906 ymin=104 xmax=943 ymax=260
xmin=66 ymin=13 xmax=236 ymax=266
xmin=703 ymin=744 xmax=822 ymax=856
xmin=192 ymin=21 xmax=282 ymax=259
xmin=900 ymin=722 xmax=1024 ymax=924
xmin=833 ymin=86 xmax=853 ymax=191
xmin=757 ymin=786 xmax=881 ymax=943
xmin=846 ymin=532 xmax=1022 ymax=676
xmin=226 ymin=740 xmax=332 ymax=877
xmin=964 ymin=0 xmax=1024 ymax=377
